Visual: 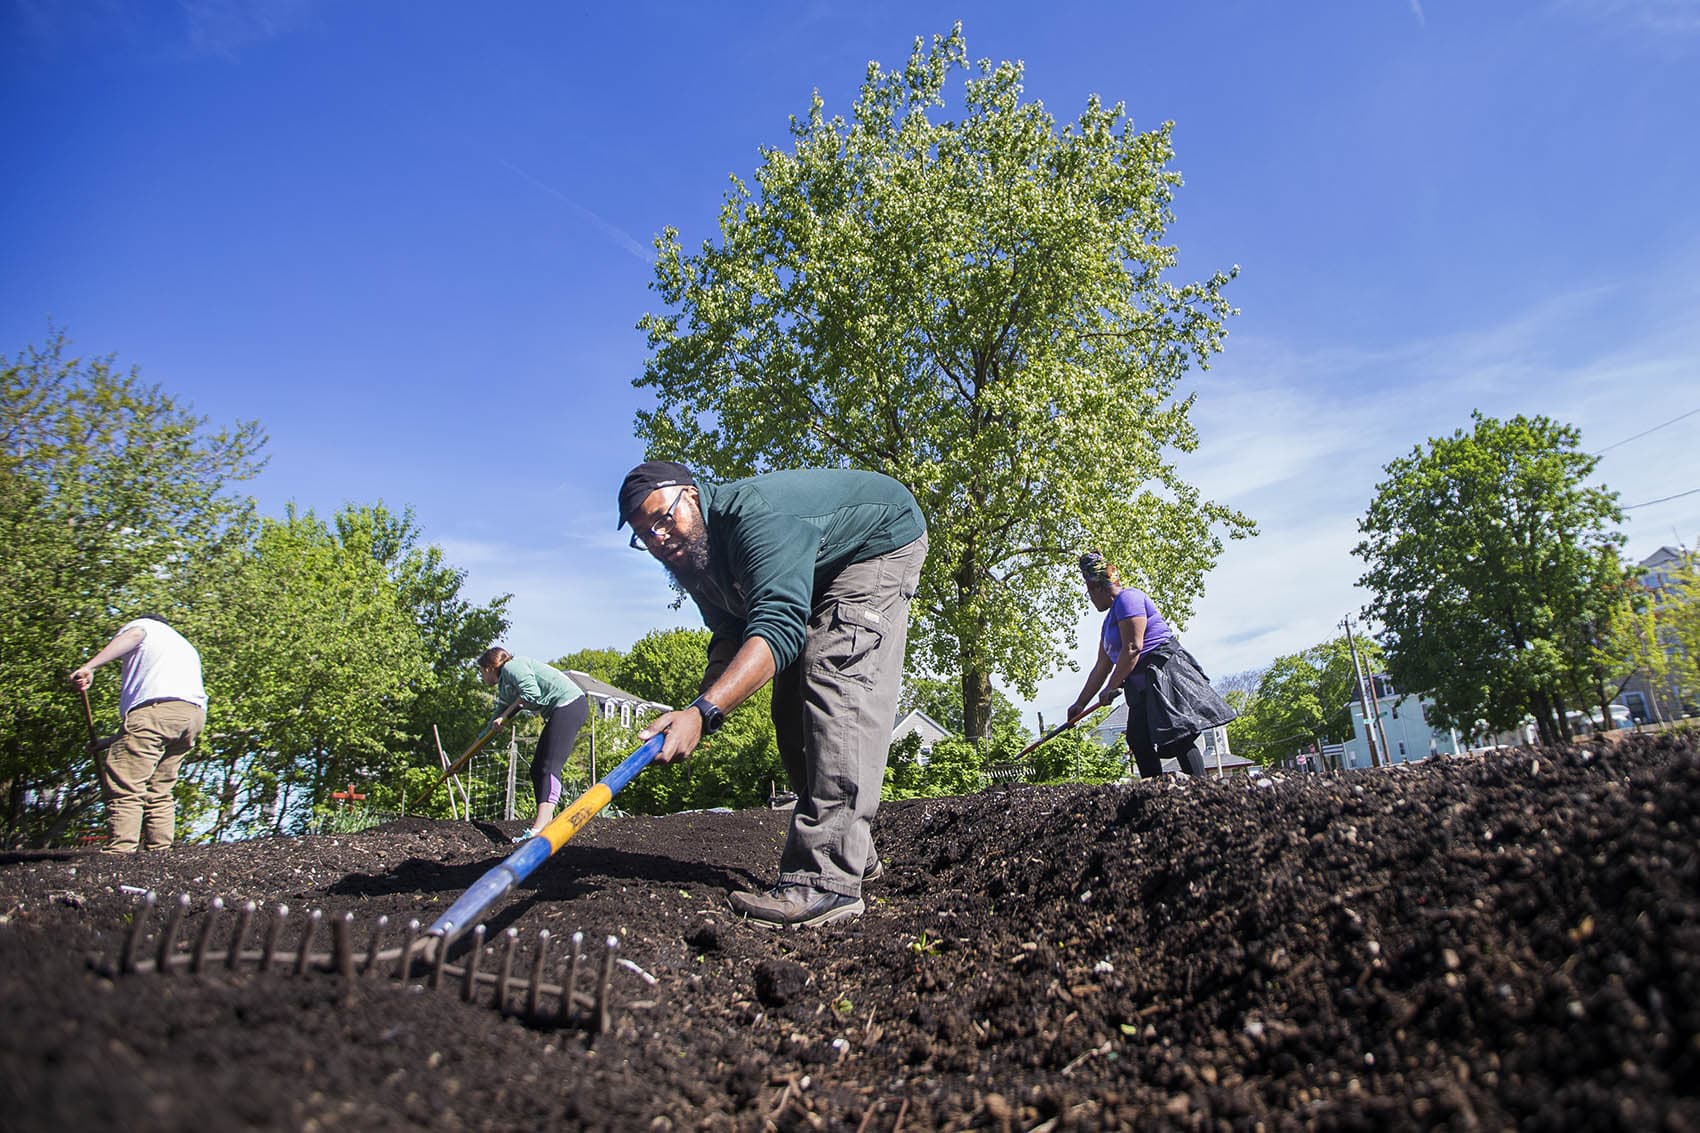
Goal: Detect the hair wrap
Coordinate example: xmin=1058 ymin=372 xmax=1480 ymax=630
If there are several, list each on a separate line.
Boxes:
xmin=1078 ymin=552 xmax=1114 ymax=585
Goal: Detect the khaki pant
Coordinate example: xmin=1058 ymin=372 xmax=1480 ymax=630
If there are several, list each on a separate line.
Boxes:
xmin=101 ymin=699 xmax=205 ymax=853
xmin=771 ymin=533 xmax=927 ymax=897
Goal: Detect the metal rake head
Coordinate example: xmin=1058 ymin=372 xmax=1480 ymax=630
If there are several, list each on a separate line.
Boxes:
xmin=103 ymin=891 xmax=638 ymax=1032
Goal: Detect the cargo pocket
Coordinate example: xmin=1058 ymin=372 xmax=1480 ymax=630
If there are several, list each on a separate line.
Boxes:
xmin=815 ymin=602 xmax=886 ymax=687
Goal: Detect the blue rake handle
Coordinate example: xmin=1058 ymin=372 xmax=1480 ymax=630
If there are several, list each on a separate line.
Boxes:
xmin=424 ymin=734 xmax=664 ymax=947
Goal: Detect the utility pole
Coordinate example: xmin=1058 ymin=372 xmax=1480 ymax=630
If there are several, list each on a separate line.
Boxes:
xmin=1364 ymin=651 xmax=1394 ymax=762
xmin=1342 ymin=615 xmax=1382 ymax=768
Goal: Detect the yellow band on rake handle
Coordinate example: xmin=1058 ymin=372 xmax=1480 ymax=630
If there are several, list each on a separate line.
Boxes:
xmin=541 ymin=784 xmax=612 ymax=852
xmin=424 ymin=735 xmax=663 ymax=946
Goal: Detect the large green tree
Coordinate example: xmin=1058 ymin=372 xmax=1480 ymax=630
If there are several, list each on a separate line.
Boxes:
xmin=553 ymin=647 xmax=626 ymax=686
xmin=1354 ymin=412 xmax=1624 ymax=745
xmin=0 ymin=331 xmax=264 ymax=843
xmin=1226 ymin=637 xmax=1383 ymax=766
xmin=635 ymin=25 xmax=1252 ymax=740
xmin=183 ymin=505 xmax=435 ymax=838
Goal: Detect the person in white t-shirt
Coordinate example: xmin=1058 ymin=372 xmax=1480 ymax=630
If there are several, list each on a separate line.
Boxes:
xmin=69 ymin=615 xmax=207 ymax=854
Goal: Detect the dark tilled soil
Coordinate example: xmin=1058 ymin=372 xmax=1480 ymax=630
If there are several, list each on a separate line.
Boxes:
xmin=2 ymin=734 xmax=1697 ymax=1131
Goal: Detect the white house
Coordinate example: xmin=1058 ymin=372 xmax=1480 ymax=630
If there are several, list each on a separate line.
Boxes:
xmin=1621 ymin=546 xmax=1695 ymax=724
xmin=562 ymin=671 xmax=671 ymax=728
xmin=1339 ymin=678 xmax=1465 ymax=769
xmin=891 ymin=708 xmax=953 ymax=754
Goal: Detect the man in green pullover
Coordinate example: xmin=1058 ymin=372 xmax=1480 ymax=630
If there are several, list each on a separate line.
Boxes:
xmin=619 ymin=461 xmax=928 ymax=928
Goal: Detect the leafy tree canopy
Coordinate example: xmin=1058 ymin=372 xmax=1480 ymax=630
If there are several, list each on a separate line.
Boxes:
xmin=183 ymin=504 xmax=436 ymax=838
xmin=553 ymin=647 xmax=626 ymax=686
xmin=0 ymin=329 xmax=510 ymax=844
xmin=1226 ymin=636 xmax=1383 ymax=766
xmin=636 ymin=24 xmax=1253 ymax=740
xmin=1353 ymin=412 xmax=1623 ymax=744
xmin=1 ymin=329 xmax=264 ymax=842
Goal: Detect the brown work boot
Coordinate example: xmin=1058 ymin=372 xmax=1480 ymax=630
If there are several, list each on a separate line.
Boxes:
xmin=728 ymin=883 xmax=864 ymax=929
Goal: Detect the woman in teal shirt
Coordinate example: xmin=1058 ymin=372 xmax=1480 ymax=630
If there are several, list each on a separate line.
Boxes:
xmin=476 ymin=647 xmax=589 ymax=840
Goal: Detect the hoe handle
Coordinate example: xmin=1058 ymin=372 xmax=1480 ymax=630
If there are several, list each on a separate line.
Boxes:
xmin=78 ymin=687 xmax=99 ymax=741
xmin=420 ymin=698 xmax=525 ymax=807
xmin=1016 ymin=703 xmax=1106 ymax=760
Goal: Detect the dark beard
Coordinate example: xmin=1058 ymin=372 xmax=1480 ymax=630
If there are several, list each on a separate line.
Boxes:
xmin=664 ymin=534 xmax=714 ymax=590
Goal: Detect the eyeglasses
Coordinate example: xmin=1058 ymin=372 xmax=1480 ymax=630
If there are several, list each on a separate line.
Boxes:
xmin=629 ymin=488 xmax=687 ymax=550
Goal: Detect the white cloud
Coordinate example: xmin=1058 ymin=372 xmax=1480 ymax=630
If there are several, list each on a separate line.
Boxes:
xmin=430 ymin=478 xmax=700 ymax=663
xmin=439 ymin=531 xmax=700 ymax=664
xmin=1552 ymin=0 xmax=1700 ymax=39
xmin=178 ymin=0 xmax=315 ymax=59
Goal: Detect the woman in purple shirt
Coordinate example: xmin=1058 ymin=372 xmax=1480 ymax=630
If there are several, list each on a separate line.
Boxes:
xmin=1067 ymin=552 xmax=1235 ymax=778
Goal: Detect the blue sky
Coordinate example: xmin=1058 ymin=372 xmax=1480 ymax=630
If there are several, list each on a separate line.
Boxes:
xmin=4 ymin=1 xmax=1698 ymax=728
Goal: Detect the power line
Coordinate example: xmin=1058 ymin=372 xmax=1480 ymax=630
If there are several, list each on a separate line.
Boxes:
xmin=1594 ymin=407 xmax=1700 ymax=455
xmin=1623 ymin=487 xmax=1700 ymax=511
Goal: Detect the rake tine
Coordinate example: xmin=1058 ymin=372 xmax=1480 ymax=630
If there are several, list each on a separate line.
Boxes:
xmin=597 ymin=935 xmax=618 ymax=1034
xmin=191 ymin=897 xmax=224 ymax=973
xmin=362 ymin=915 xmax=389 ymax=976
xmin=430 ymin=929 xmax=449 ymax=990
xmin=121 ymin=891 xmax=157 ymax=975
xmin=526 ymin=930 xmax=552 ymax=1019
xmin=398 ymin=919 xmax=421 ymax=981
xmin=294 ymin=910 xmax=322 ymax=976
xmin=462 ymin=925 xmax=486 ymax=1003
xmin=229 ymin=901 xmax=256 ymax=971
xmin=259 ymin=905 xmax=289 ymax=973
xmin=496 ymin=928 xmax=519 ymax=1015
xmin=156 ymin=894 xmax=190 ymax=974
xmin=334 ymin=912 xmax=356 ymax=980
xmin=564 ymin=931 xmax=585 ymax=1024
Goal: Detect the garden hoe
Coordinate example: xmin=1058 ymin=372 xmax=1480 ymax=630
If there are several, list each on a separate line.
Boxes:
xmin=1016 ymin=703 xmax=1108 ymax=760
xmin=415 ymin=697 xmax=525 ymax=811
xmin=77 ymin=686 xmax=99 ymax=744
xmin=99 ymin=734 xmax=667 ymax=1034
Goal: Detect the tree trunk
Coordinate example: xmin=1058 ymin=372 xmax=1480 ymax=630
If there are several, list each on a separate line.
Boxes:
xmin=961 ymin=669 xmax=992 ymax=742
xmin=1596 ymin=684 xmax=1615 ymax=737
xmin=1553 ymin=691 xmax=1573 ymax=741
xmin=1529 ymin=689 xmax=1556 ymax=746
xmin=953 ymin=535 xmax=993 ymax=741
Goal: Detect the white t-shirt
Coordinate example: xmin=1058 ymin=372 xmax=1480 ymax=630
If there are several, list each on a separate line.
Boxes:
xmin=117 ymin=619 xmax=207 ymax=715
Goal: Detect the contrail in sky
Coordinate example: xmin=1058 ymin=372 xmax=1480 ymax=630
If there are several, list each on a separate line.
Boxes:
xmin=497 ymin=157 xmax=652 ymax=264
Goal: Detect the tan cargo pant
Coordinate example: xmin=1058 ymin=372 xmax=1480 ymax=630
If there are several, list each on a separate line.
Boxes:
xmin=771 ymin=533 xmax=927 ymax=898
xmin=101 ymin=699 xmax=205 ymax=853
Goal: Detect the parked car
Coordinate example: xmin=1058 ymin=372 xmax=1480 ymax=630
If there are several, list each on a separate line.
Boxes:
xmin=1565 ymin=705 xmax=1633 ymax=734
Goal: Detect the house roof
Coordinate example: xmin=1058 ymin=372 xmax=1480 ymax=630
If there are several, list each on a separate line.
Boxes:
xmin=563 ymin=671 xmax=672 ymax=712
xmin=892 ymin=708 xmax=953 ymax=744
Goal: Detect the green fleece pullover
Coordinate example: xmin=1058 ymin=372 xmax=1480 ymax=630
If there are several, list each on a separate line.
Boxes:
xmin=689 ymin=469 xmax=925 ymax=673
xmin=490 ymin=656 xmax=584 ymax=725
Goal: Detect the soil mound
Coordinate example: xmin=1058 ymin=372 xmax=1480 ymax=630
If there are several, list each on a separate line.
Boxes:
xmin=1 ymin=735 xmax=1695 ymax=1130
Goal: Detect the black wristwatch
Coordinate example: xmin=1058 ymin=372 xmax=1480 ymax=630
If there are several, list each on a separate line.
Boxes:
xmin=690 ymin=695 xmax=725 ymax=735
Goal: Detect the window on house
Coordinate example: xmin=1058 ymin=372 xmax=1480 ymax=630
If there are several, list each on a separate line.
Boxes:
xmin=1398 ymin=741 xmax=1406 ymax=756
xmin=621 ymin=704 xmax=632 ymax=727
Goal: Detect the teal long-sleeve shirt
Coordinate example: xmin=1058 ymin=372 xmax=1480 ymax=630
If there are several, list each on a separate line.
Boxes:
xmin=490 ymin=656 xmax=584 ymax=725
xmin=685 ymin=469 xmax=926 ymax=673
